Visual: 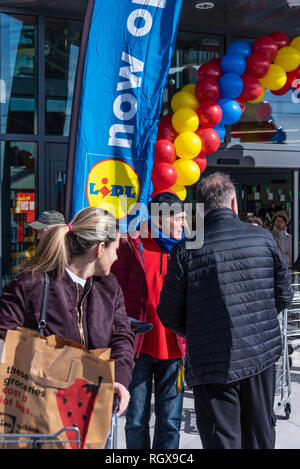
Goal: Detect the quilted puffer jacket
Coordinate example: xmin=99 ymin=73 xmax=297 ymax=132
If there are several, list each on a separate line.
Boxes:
xmin=157 ymin=208 xmax=294 ymax=386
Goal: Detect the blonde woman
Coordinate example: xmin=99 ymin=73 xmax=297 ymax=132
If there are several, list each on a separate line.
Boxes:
xmin=0 ymin=207 xmax=134 ymax=416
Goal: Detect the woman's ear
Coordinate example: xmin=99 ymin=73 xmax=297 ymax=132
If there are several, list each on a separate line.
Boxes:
xmin=95 ymin=242 xmax=105 ymax=257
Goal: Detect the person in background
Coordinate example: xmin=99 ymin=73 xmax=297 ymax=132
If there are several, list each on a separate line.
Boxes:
xmin=111 ymin=192 xmax=186 ymax=450
xmin=0 ymin=207 xmax=134 ymax=416
xmin=157 ymin=172 xmax=293 ymax=449
xmin=29 ymin=210 xmax=66 ymax=242
xmin=271 ymin=210 xmax=292 ymax=267
xmin=246 ymin=215 xmax=263 ymax=227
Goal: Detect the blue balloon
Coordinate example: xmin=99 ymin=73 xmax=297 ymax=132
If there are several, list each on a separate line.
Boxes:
xmin=227 ymin=40 xmax=252 ymax=58
xmin=219 ymin=73 xmax=244 ymax=99
xmin=221 ymin=53 xmax=246 ymax=76
xmin=214 ymin=123 xmax=226 ymax=140
xmin=217 ymin=98 xmax=242 ymax=125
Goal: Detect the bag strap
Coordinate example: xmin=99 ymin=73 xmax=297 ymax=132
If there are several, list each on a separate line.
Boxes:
xmin=37 ymin=272 xmax=49 ymax=336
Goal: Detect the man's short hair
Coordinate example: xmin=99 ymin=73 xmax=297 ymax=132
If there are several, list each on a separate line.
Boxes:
xmin=148 ymin=191 xmax=184 ymax=216
xmin=196 ymin=172 xmax=236 ymax=213
xmin=246 ymin=215 xmax=263 ymax=227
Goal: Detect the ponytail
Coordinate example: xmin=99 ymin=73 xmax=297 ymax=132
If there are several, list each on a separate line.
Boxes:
xmin=20 ymin=207 xmax=119 ymax=276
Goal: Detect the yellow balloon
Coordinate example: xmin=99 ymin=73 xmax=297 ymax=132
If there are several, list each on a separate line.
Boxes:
xmin=170 ymin=183 xmax=187 ymax=201
xmin=174 ymin=131 xmax=202 ymax=159
xmin=259 ymin=64 xmax=287 ymax=91
xmin=181 ymin=83 xmax=196 ymax=94
xmin=172 ymin=108 xmax=199 ymax=134
xmin=274 ymin=46 xmax=300 ymax=72
xmin=171 ymin=91 xmax=199 ymax=112
xmin=247 ymin=86 xmax=265 ymax=104
xmin=173 ymin=159 xmax=200 ymax=186
xmin=291 ymin=36 xmax=300 ymax=54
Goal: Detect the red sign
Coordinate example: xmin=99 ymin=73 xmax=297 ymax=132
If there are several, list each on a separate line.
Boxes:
xmin=16 ymin=193 xmax=35 ymax=223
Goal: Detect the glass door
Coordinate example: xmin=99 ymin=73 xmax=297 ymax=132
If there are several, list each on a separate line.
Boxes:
xmin=45 ymin=142 xmax=68 ymax=216
xmin=1 ymin=141 xmax=37 ymax=284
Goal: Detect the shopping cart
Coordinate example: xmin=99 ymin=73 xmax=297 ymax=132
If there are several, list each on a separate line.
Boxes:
xmin=0 ymin=396 xmax=119 ymax=449
xmin=275 ymin=308 xmax=292 ymax=419
xmin=274 ymin=271 xmax=300 ymax=419
xmin=0 ymin=426 xmax=81 ymax=449
xmin=287 ymin=272 xmax=300 ymax=368
xmin=104 ymin=318 xmax=153 ymax=449
xmin=104 ymin=394 xmax=120 ymax=449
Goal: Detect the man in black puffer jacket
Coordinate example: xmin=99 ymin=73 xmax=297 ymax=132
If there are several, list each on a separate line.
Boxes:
xmin=157 ymin=172 xmax=294 ymax=450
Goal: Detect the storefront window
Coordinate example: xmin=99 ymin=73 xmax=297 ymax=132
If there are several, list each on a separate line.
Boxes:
xmin=45 ymin=17 xmax=82 ymax=136
xmin=229 ymin=36 xmax=300 ymax=146
xmin=163 ymin=32 xmax=225 ymax=132
xmin=170 ymin=32 xmax=224 ymax=90
xmin=1 ymin=141 xmax=37 ymax=284
xmin=1 ymin=14 xmax=37 ymax=134
xmin=231 ymin=89 xmax=300 ymax=145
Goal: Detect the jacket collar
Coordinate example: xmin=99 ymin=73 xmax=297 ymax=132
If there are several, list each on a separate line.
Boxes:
xmin=272 ymin=226 xmax=288 ymax=238
xmin=204 ymin=207 xmax=239 ymax=224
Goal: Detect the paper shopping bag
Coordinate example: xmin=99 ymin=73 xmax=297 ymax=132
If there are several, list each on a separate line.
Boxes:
xmin=0 ymin=328 xmax=114 ymax=449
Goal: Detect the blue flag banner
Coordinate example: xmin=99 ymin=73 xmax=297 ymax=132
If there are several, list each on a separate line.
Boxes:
xmin=67 ymin=0 xmax=183 ymax=230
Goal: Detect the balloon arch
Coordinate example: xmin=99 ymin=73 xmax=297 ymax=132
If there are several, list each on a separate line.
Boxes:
xmin=152 ymin=32 xmax=300 ymax=201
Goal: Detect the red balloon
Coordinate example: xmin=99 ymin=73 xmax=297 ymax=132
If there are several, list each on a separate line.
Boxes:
xmin=195 ymin=127 xmax=221 ymax=155
xmin=211 ymin=57 xmax=222 ymax=66
xmin=195 ymin=78 xmax=220 ymax=103
xmin=270 ymin=31 xmax=290 ymax=49
xmin=255 ymin=101 xmax=272 ymax=121
xmin=157 ymin=122 xmax=178 ymax=142
xmin=151 ymin=163 xmax=177 ymax=190
xmin=154 ymin=139 xmax=176 ymax=164
xmin=159 ymin=114 xmax=173 ymax=126
xmin=197 ymin=61 xmax=222 ymax=82
xmin=196 ymin=100 xmax=223 ymax=127
xmin=287 ymin=65 xmax=300 ymax=88
xmin=238 ymin=74 xmax=263 ymax=102
xmin=235 ymin=98 xmax=246 ymax=114
xmin=194 ymin=154 xmax=207 ymax=173
xmin=252 ymin=36 xmax=278 ymax=62
xmin=258 ymin=120 xmax=277 ymax=141
xmin=271 ymin=80 xmax=291 ymax=96
xmin=246 ymin=53 xmax=270 ymax=78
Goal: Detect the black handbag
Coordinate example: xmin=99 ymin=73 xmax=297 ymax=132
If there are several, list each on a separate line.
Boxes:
xmin=37 ymin=272 xmax=49 ymax=336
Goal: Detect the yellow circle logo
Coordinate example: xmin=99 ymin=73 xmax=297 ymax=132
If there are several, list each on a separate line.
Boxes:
xmin=86 ymin=159 xmax=140 ymax=220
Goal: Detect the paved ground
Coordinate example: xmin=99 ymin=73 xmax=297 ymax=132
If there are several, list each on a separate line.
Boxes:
xmin=117 ymin=349 xmax=300 ymax=449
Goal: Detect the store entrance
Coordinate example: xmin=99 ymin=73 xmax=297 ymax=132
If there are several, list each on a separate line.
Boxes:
xmin=0 ymin=142 xmax=68 ymax=287
xmin=202 ymin=168 xmax=293 ymax=231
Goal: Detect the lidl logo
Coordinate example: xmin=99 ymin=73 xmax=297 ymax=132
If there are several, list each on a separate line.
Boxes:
xmin=86 ymin=159 xmax=140 ymax=220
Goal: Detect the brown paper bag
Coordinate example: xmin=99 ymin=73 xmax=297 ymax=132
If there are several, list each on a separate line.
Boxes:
xmin=0 ymin=328 xmax=114 ymax=449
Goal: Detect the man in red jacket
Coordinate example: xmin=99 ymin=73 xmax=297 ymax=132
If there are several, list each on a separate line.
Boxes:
xmin=111 ymin=192 xmax=186 ymax=449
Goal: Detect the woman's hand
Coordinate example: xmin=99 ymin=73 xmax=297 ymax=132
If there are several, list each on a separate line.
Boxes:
xmin=113 ymin=382 xmax=130 ymax=417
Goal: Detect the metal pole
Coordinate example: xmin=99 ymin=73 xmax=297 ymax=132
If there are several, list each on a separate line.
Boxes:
xmin=293 ymin=169 xmax=299 ymax=264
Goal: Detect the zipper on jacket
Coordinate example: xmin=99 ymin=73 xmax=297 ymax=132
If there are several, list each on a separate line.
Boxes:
xmin=75 ymin=281 xmax=93 ymax=347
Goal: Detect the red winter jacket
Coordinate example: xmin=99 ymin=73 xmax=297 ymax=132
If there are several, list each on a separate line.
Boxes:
xmin=111 ymin=233 xmax=186 ymax=358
